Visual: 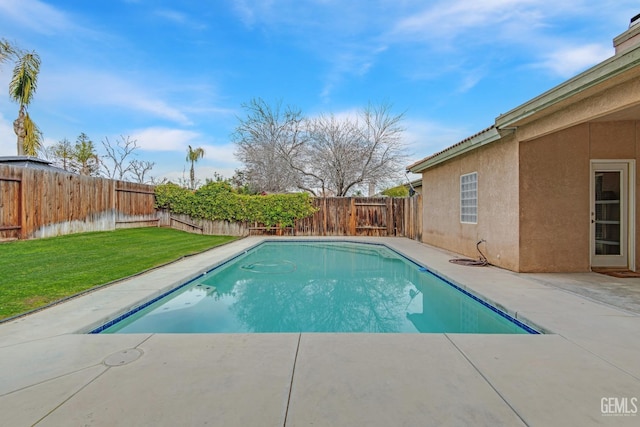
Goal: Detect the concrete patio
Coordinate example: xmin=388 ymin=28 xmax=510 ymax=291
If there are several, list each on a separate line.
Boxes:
xmin=1 ymin=237 xmax=639 ymax=426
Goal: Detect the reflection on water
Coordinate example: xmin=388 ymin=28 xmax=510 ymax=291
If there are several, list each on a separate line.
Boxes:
xmin=103 ymin=242 xmax=528 ymax=334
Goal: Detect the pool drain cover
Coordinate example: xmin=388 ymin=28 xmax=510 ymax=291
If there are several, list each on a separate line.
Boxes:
xmin=103 ymin=348 xmax=143 ymax=367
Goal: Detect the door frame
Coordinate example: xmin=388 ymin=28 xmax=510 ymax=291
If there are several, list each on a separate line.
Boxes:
xmin=590 ymin=159 xmax=635 ymax=271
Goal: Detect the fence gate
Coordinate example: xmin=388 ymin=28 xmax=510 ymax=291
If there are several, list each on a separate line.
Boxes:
xmin=114 ymin=183 xmax=159 ymax=228
xmin=351 ymin=198 xmax=392 ymax=236
xmin=0 ymin=176 xmax=22 ymax=240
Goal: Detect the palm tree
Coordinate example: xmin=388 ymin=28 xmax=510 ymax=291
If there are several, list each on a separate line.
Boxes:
xmin=5 ymin=40 xmax=42 ymax=156
xmin=0 ymin=39 xmax=13 ymax=65
xmin=186 ymin=145 xmax=205 ymax=189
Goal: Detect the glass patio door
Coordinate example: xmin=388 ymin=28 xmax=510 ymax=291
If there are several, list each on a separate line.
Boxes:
xmin=591 ymin=162 xmax=628 ymax=268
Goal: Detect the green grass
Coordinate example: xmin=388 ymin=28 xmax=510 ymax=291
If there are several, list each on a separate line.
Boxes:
xmin=0 ymin=227 xmax=238 ymax=320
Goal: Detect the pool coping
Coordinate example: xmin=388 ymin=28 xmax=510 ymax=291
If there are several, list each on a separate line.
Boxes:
xmin=86 ymin=238 xmax=542 ymax=335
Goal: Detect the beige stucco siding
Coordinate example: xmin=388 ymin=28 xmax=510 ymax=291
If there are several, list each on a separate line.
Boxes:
xmin=519 ymin=124 xmax=591 ymax=272
xmin=519 ymin=121 xmax=639 ymax=272
xmin=590 ymin=121 xmax=637 ymax=158
xmin=637 ymin=121 xmax=640 ymax=270
xmin=422 ymin=136 xmax=519 ymax=270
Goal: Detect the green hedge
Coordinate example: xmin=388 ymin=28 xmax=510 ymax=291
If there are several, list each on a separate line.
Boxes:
xmin=381 ymin=185 xmax=409 ymax=197
xmin=155 ymin=182 xmax=317 ymax=227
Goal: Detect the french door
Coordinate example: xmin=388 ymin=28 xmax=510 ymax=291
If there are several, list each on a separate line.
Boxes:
xmin=590 ymin=161 xmax=633 ymax=269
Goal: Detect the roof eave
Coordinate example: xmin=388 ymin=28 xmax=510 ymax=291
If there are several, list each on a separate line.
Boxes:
xmin=408 ymin=126 xmax=505 ymax=173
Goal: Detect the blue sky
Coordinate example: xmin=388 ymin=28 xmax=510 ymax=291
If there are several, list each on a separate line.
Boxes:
xmin=0 ymin=0 xmax=637 ymax=184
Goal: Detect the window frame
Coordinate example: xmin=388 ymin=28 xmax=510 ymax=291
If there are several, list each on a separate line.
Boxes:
xmin=460 ymin=172 xmax=478 ymax=224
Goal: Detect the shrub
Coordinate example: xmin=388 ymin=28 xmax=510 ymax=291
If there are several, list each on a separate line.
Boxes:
xmin=381 ymin=185 xmax=409 ymax=197
xmin=155 ymin=182 xmax=316 ymax=227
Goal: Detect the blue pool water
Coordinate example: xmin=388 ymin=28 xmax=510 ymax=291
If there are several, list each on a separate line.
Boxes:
xmin=94 ymin=241 xmax=538 ymax=334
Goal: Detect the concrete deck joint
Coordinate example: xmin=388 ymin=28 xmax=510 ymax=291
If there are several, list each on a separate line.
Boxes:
xmin=283 ymin=333 xmax=302 ymax=427
xmin=558 ymin=334 xmax=640 ymax=382
xmin=444 ymin=334 xmax=530 ymax=427
xmin=32 ymin=366 xmax=111 ymax=426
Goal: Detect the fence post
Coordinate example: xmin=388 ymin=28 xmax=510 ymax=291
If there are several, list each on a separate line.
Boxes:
xmin=112 ymin=179 xmax=117 ymax=229
xmin=323 ymin=197 xmax=327 ymax=236
xmin=19 ymin=169 xmax=27 ymax=239
xmin=386 ymin=197 xmax=393 ymax=236
xmin=349 ymin=198 xmax=356 ymax=235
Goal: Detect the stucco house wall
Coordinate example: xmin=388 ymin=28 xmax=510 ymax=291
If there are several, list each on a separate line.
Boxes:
xmin=518 ymin=124 xmax=591 ymax=272
xmin=519 ymin=121 xmax=640 ymax=272
xmin=422 ymin=135 xmax=520 ymax=271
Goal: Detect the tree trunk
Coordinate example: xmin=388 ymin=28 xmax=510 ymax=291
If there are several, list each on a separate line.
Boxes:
xmin=13 ymin=108 xmax=26 ymax=156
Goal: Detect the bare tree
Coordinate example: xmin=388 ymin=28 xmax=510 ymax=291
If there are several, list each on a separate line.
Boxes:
xmin=353 ymin=102 xmax=408 ymax=194
xmin=296 ymin=113 xmax=365 ymax=196
xmin=233 ymin=99 xmax=408 ymax=196
xmin=232 ymin=98 xmax=306 ymax=193
xmin=149 ymin=176 xmax=168 ymax=185
xmin=287 ymin=103 xmax=407 ymax=196
xmin=130 ymin=159 xmax=155 ymax=184
xmin=100 ymin=135 xmax=139 ymax=180
xmin=47 ymin=138 xmax=75 ymax=171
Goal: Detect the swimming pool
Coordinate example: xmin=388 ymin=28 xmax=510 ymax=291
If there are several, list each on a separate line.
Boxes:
xmin=92 ymin=241 xmax=539 ymax=334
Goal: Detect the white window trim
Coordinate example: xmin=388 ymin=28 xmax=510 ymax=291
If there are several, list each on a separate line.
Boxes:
xmin=460 ymin=172 xmax=478 ymax=224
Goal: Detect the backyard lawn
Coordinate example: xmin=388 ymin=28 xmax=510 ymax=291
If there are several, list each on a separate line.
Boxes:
xmin=0 ymin=227 xmax=238 ymax=320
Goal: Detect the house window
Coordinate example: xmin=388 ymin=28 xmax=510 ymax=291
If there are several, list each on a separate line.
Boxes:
xmin=460 ymin=172 xmax=478 ymax=224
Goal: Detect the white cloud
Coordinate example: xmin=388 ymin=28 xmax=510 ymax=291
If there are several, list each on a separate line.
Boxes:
xmin=198 ymin=143 xmax=239 ymax=166
xmin=155 ymin=9 xmax=188 ymax=24
xmin=0 ymin=0 xmax=73 ymax=35
xmin=402 ymin=118 xmax=473 ymax=163
xmin=386 ymin=0 xmax=627 ymax=86
xmin=307 ymin=107 xmax=360 ymax=122
xmin=319 ymin=47 xmax=385 ymax=101
xmin=40 ymin=70 xmax=192 ymax=125
xmin=153 ymin=8 xmax=207 ymax=30
xmin=231 ymin=0 xmax=257 ymax=27
xmin=0 ymin=113 xmax=15 ymax=156
xmin=129 ymin=127 xmax=202 ymax=151
xmin=535 ymin=43 xmax=613 ymax=78
xmin=457 ymin=69 xmax=486 ymax=93
xmin=392 ymin=0 xmax=544 ymax=43
xmin=229 ymin=0 xmax=390 ymax=100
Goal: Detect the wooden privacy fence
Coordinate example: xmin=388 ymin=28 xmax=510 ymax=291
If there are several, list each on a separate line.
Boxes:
xmin=164 ymin=196 xmax=422 ymax=240
xmin=296 ymin=196 xmax=422 ymax=239
xmin=0 ymin=162 xmax=422 ymax=241
xmin=0 ymin=164 xmax=157 ymax=240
